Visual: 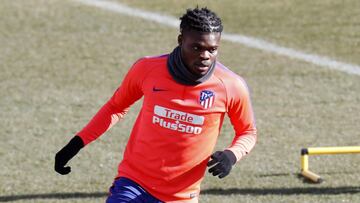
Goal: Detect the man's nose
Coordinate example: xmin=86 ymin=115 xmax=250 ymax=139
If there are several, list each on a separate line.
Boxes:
xmin=199 ymin=50 xmax=210 ymax=60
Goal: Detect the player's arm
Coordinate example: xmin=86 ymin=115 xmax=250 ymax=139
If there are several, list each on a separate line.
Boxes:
xmin=208 ymin=77 xmax=257 ymax=178
xmin=55 ymin=59 xmax=146 ymax=175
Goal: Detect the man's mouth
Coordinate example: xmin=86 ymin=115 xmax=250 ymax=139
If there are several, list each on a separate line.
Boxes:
xmin=192 ymin=62 xmax=212 ymax=75
xmin=195 ymin=63 xmax=211 ymax=69
xmin=195 ymin=65 xmax=209 ymax=71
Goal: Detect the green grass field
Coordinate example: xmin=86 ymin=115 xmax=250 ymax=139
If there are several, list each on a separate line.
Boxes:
xmin=1 ymin=0 xmax=359 ymax=202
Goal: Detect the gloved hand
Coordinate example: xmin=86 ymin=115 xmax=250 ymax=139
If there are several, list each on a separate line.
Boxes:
xmin=55 ymin=136 xmax=84 ymax=175
xmin=207 ymin=150 xmax=237 ymax=178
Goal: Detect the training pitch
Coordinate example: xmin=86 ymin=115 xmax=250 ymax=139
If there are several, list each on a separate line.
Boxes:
xmin=0 ymin=0 xmax=359 ymax=202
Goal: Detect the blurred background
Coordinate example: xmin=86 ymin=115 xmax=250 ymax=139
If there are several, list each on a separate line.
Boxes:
xmin=0 ymin=0 xmax=359 ymax=202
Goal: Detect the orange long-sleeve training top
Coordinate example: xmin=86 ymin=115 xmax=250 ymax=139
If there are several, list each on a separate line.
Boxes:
xmin=77 ymin=54 xmax=257 ymax=202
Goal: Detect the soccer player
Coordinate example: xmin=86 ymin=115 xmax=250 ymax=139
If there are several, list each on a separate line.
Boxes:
xmin=55 ymin=7 xmax=257 ymax=203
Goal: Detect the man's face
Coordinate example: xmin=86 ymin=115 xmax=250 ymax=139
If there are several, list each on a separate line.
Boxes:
xmin=178 ymin=30 xmax=221 ymax=76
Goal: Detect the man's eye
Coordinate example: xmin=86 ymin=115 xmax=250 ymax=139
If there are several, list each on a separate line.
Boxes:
xmin=209 ymin=48 xmax=217 ymax=53
xmin=193 ymin=46 xmax=199 ymax=51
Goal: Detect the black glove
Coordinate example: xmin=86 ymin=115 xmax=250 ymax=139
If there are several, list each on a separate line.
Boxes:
xmin=55 ymin=136 xmax=84 ymax=175
xmin=207 ymin=150 xmax=237 ymax=178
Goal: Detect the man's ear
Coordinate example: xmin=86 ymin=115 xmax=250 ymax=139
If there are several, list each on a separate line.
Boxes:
xmin=177 ymin=34 xmax=182 ymax=46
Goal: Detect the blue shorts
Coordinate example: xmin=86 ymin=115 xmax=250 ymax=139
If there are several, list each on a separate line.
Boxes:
xmin=106 ymin=177 xmax=163 ymax=203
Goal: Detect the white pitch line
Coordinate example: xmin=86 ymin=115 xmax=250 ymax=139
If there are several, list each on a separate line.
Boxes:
xmin=75 ymin=0 xmax=360 ymax=76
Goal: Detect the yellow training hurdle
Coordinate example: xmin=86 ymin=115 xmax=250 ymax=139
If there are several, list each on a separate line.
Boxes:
xmin=300 ymin=146 xmax=360 ymax=183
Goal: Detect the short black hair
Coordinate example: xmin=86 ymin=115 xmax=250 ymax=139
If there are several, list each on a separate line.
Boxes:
xmin=179 ymin=7 xmax=223 ymax=33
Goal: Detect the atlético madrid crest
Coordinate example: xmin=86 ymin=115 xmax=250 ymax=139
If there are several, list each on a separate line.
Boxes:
xmin=200 ymin=90 xmax=215 ymax=109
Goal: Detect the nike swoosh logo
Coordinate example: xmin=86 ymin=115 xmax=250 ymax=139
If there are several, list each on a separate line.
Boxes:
xmin=153 ymin=87 xmax=167 ymax=92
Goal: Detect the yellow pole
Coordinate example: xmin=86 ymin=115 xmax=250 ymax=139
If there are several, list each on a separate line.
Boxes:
xmin=300 ymin=146 xmax=360 ymax=183
xmin=301 ymin=170 xmax=322 ymax=183
xmin=307 ymin=146 xmax=360 ymax=155
xmin=301 ymin=154 xmax=308 ymax=171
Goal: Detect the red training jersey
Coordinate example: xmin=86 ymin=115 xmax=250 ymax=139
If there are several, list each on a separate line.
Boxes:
xmin=77 ymin=54 xmax=257 ymax=202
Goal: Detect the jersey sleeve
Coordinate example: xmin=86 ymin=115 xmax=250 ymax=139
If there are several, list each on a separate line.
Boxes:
xmin=225 ymin=77 xmax=257 ymax=162
xmin=77 ymin=59 xmax=147 ymax=145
